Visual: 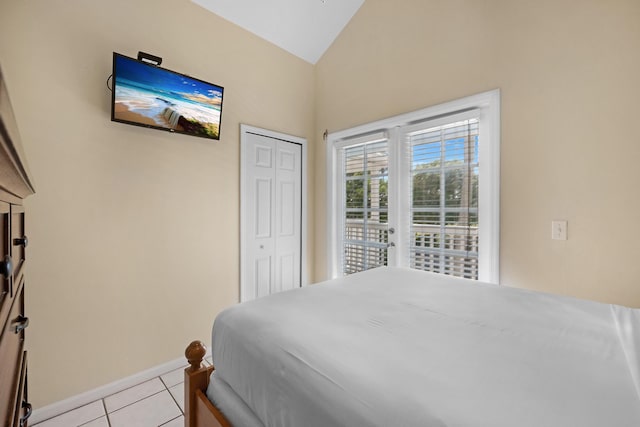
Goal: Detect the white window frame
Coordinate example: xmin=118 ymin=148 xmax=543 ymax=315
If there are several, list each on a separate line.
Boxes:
xmin=326 ymin=89 xmax=500 ymax=283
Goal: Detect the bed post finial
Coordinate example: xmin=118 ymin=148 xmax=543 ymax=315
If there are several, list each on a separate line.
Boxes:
xmin=185 ymin=340 xmax=207 ymax=371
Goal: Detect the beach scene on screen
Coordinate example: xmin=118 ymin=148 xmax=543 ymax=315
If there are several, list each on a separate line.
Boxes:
xmin=113 ymin=55 xmax=223 ymax=139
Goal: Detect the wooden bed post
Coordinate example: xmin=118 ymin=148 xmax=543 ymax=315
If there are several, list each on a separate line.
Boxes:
xmin=185 ymin=341 xmax=209 ymax=427
xmin=184 ymin=340 xmax=231 ymax=427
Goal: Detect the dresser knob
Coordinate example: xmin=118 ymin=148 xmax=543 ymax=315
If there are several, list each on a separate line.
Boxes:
xmin=13 ymin=235 xmax=28 ymax=247
xmin=0 ymin=254 xmax=12 ymax=277
xmin=14 ymin=315 xmax=29 ymax=334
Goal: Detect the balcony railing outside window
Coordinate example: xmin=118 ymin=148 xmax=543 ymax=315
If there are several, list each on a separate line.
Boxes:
xmin=344 ymin=220 xmax=478 ymax=280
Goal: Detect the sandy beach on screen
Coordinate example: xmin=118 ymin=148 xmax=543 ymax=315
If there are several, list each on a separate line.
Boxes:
xmin=114 ymin=103 xmax=166 ymax=127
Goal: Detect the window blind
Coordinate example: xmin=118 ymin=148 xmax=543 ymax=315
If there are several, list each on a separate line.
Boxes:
xmin=328 ymin=90 xmax=500 ymax=282
xmin=342 ymin=138 xmax=389 ymax=274
xmin=409 ymin=118 xmax=479 ymax=279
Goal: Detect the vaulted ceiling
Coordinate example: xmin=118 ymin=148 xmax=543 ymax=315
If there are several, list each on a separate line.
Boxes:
xmin=191 ymin=0 xmax=365 ymax=64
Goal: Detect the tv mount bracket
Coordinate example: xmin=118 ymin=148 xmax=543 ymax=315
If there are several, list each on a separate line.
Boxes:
xmin=137 ymin=51 xmax=162 ymax=66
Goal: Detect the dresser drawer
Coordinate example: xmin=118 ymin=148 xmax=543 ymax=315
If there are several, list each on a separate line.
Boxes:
xmin=12 ymin=352 xmax=30 ymax=427
xmin=10 ymin=205 xmax=26 ymax=287
xmin=0 ymin=281 xmax=26 ymax=427
xmin=0 ymin=201 xmax=10 ymax=328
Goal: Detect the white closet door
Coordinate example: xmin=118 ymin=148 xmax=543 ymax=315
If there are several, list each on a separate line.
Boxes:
xmin=273 ymin=139 xmax=301 ymax=293
xmin=242 ymin=129 xmax=303 ymax=301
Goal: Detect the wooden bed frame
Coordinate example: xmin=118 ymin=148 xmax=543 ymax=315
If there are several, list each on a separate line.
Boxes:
xmin=184 ymin=340 xmax=233 ymax=427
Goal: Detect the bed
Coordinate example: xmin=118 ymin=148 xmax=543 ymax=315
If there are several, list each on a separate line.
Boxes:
xmin=184 ymin=266 xmax=640 ymax=427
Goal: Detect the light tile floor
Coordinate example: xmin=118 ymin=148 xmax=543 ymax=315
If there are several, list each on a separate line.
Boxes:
xmin=33 ymin=357 xmax=212 ymax=427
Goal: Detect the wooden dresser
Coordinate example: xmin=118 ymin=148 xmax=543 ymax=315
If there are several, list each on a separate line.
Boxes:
xmin=0 ymin=67 xmax=35 ymax=427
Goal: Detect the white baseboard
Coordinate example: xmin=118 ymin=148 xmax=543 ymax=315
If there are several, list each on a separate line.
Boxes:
xmin=31 ymin=349 xmax=211 ymax=425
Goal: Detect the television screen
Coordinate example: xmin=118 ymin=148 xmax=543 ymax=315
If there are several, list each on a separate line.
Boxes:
xmin=111 ymin=52 xmax=224 ymax=140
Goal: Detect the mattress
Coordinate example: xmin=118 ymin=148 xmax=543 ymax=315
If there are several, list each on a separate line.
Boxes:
xmin=209 ymin=266 xmax=640 ymax=427
xmin=207 ymin=371 xmax=264 ymax=427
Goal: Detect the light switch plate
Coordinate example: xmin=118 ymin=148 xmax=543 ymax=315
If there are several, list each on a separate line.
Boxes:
xmin=552 ymin=220 xmax=568 ymax=240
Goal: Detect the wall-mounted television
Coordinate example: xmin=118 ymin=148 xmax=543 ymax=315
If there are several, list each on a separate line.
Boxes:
xmin=111 ymin=52 xmax=224 ymax=140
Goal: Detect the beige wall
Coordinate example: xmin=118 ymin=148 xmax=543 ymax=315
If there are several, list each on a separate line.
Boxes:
xmin=0 ymin=0 xmax=315 ymax=407
xmin=315 ymin=0 xmax=640 ymax=306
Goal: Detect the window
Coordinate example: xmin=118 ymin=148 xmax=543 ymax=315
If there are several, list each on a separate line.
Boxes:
xmin=327 ymin=90 xmax=500 ymax=283
xmin=408 ymin=116 xmax=479 ymax=279
xmin=342 ymin=137 xmax=389 ymax=274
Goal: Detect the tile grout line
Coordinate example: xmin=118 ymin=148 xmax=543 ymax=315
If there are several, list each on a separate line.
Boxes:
xmin=159 ymin=415 xmax=183 ymax=426
xmin=34 ymin=401 xmax=104 ymax=427
xmin=107 ymin=389 xmax=166 ymax=416
xmin=101 ymin=399 xmax=112 ymax=427
xmin=160 ymin=376 xmax=185 ymax=416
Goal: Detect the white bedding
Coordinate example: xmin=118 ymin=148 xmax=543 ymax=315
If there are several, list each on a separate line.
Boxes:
xmin=207 ymin=371 xmax=264 ymax=427
xmin=209 ymin=267 xmax=640 ymax=427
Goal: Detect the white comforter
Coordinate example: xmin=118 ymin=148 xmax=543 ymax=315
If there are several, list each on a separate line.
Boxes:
xmin=210 ymin=267 xmax=640 ymax=427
